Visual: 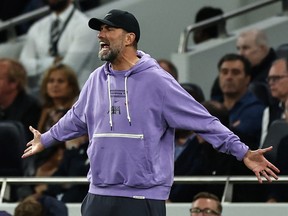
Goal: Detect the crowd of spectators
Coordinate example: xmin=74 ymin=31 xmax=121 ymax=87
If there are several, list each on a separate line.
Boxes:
xmin=158 ymin=24 xmax=288 ymax=203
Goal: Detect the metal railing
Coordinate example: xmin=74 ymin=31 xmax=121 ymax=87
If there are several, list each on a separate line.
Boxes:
xmin=0 ymin=6 xmax=50 ymax=41
xmin=1 ymin=176 xmax=288 ymax=203
xmin=0 ymin=0 xmax=107 ymax=41
xmin=178 ymin=0 xmax=287 ymax=53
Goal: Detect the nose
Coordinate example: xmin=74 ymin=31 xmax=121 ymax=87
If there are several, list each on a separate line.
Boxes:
xmin=97 ymin=28 xmax=106 ymax=39
xmin=97 ymin=31 xmax=102 ymax=39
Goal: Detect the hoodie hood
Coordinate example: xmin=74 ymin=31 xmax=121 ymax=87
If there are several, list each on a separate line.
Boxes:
xmin=103 ymin=50 xmax=158 ymax=77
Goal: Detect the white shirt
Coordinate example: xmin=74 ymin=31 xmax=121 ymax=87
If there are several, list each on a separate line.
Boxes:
xmin=20 ymin=4 xmax=100 ymax=87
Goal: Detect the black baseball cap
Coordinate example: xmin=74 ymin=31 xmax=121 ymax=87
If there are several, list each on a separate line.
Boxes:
xmin=88 ymin=9 xmax=140 ymax=42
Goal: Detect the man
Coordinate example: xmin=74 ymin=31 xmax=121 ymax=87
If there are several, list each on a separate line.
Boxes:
xmin=189 ymin=192 xmax=222 ymax=216
xmin=218 ymin=53 xmax=265 ymax=149
xmin=0 ymin=58 xmax=41 ymax=181
xmin=19 ymin=0 xmax=98 ymax=91
xmin=0 ymin=58 xmax=41 ymax=141
xmin=260 ymin=58 xmax=288 ymax=146
xmin=236 ymin=29 xmax=277 ymax=83
xmin=218 ymin=53 xmax=270 ymax=202
xmin=22 ymin=9 xmax=279 ymax=216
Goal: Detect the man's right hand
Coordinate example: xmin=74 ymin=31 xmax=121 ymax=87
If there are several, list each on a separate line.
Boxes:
xmin=22 ymin=126 xmax=45 ymax=158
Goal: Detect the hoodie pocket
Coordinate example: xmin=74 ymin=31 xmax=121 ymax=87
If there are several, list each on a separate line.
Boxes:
xmin=89 ymin=133 xmax=154 ymax=188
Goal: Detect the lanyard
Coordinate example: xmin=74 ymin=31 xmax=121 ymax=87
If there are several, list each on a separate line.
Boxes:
xmin=50 ymin=6 xmax=75 ymax=52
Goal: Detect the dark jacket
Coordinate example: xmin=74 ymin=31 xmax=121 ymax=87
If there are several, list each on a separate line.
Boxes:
xmin=0 ymin=90 xmax=41 ymax=142
xmin=250 ymin=48 xmax=277 ymax=82
xmin=45 ymin=142 xmax=89 ymax=203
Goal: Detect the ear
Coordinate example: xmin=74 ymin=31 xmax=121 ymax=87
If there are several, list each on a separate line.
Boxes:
xmin=125 ymin=33 xmax=136 ymax=46
xmin=259 ymin=44 xmax=268 ymax=53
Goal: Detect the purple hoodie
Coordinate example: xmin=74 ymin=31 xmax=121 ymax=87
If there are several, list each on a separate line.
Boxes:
xmin=41 ymin=50 xmax=249 ymax=200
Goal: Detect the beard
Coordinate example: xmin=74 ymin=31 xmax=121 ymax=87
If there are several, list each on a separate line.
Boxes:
xmin=46 ymin=0 xmax=70 ymax=12
xmin=98 ymin=44 xmax=123 ymax=62
xmin=98 ymin=49 xmax=119 ymax=62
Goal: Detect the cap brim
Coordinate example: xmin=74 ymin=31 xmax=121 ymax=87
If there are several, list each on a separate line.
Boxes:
xmin=88 ymin=18 xmax=118 ymax=31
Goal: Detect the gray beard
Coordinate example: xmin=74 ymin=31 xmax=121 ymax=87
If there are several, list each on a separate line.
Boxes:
xmin=98 ymin=49 xmax=119 ymax=62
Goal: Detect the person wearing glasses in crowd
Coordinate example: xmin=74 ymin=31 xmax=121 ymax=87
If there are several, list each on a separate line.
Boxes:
xmin=260 ymin=57 xmax=288 ymax=147
xmin=190 ymin=192 xmax=222 ymax=216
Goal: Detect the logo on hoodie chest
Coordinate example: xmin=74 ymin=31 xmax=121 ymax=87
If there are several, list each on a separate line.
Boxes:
xmin=108 ymin=90 xmax=125 ymax=115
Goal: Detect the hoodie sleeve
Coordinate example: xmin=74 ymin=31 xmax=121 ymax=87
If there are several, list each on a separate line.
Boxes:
xmin=162 ymin=79 xmax=249 ymax=161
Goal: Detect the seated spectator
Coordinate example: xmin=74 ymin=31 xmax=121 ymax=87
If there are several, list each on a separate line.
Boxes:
xmin=18 ymin=64 xmax=88 ymax=200
xmin=157 ymin=59 xmax=178 ymax=80
xmin=0 ymin=58 xmax=41 ymax=142
xmin=193 ymin=6 xmax=226 ymax=44
xmin=14 ymin=194 xmax=68 ymax=216
xmin=216 ymin=52 xmax=273 ymax=202
xmin=0 ymin=58 xmax=41 ymax=198
xmin=14 ymin=195 xmax=44 ymax=216
xmin=260 ymin=58 xmax=288 ymax=146
xmin=211 ymin=28 xmax=277 ymax=102
xmin=35 ymin=64 xmax=81 ymax=176
xmin=236 ymin=29 xmax=277 ymax=83
xmin=217 ymin=53 xmax=265 ymax=149
xmin=190 ymin=192 xmax=222 ymax=216
xmin=216 ymin=53 xmax=268 ymax=202
xmin=19 ymin=0 xmax=98 ymax=93
xmin=34 ymin=64 xmax=83 ymax=189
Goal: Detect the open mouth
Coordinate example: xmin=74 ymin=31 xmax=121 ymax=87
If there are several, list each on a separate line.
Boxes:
xmin=100 ymin=41 xmax=110 ymax=50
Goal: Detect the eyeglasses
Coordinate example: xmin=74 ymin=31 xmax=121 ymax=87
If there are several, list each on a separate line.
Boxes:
xmin=266 ymin=75 xmax=288 ymax=83
xmin=189 ymin=208 xmax=220 ymax=215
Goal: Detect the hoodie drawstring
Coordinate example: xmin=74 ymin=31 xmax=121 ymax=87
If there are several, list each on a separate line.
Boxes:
xmin=107 ymin=74 xmax=132 ymax=130
xmin=107 ymin=74 xmax=113 ymax=130
xmin=124 ymin=76 xmax=132 ymax=126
